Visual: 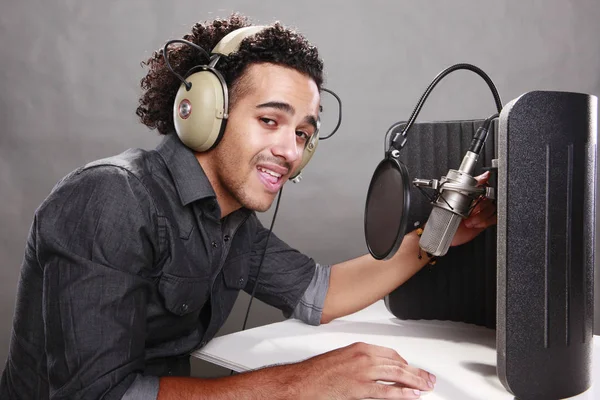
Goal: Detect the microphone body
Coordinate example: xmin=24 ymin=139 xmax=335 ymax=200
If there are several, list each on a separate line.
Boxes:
xmin=418 ymin=151 xmax=482 ymax=256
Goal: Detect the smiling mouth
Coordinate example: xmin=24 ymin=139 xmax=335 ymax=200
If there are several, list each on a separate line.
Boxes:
xmin=257 ymin=166 xmax=285 ymax=193
xmin=258 ymin=166 xmax=282 ymax=180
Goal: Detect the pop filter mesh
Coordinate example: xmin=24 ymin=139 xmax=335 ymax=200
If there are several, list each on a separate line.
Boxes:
xmin=365 ymin=157 xmax=409 ymax=260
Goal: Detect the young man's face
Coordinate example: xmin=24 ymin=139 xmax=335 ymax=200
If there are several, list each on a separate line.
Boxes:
xmin=211 ymin=63 xmax=321 ymax=213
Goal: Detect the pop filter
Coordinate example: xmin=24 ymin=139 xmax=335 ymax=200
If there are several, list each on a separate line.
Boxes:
xmin=364 ymin=152 xmax=411 ymax=260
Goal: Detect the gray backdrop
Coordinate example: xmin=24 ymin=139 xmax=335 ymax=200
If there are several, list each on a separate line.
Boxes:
xmin=2 ymin=0 xmax=599 ymax=378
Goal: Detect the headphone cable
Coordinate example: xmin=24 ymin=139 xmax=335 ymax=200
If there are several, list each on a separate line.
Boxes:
xmin=319 ymin=88 xmax=343 ymax=140
xmin=229 ymin=187 xmax=284 ymax=375
xmin=162 ymin=39 xmax=211 ymax=91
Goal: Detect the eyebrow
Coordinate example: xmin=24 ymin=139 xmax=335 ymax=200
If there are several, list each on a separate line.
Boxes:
xmin=257 ymin=101 xmax=318 ymax=133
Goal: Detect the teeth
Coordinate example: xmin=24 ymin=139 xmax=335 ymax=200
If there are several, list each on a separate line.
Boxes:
xmin=258 ymin=167 xmax=282 ymax=178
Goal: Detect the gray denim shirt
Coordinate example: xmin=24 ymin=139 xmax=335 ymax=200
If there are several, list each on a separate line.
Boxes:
xmin=0 ymin=134 xmax=331 ymax=399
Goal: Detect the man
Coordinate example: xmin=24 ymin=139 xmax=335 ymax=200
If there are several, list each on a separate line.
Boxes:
xmin=1 ymin=14 xmax=496 ymax=400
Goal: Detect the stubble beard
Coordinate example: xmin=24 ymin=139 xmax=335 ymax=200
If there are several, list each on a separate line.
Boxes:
xmin=214 ymin=150 xmax=275 ymax=213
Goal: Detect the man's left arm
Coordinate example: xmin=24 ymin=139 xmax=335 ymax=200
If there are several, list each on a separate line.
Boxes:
xmin=321 ymin=172 xmax=497 ymax=324
xmin=321 ymin=229 xmax=427 ymax=324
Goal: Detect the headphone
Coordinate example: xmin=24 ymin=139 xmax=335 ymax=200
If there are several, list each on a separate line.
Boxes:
xmin=167 ymin=26 xmax=320 ymax=182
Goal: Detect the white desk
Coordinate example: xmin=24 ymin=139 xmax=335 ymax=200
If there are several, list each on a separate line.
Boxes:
xmin=192 ymin=300 xmax=599 ymax=399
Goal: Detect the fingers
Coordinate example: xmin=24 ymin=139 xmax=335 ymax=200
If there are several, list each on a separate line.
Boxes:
xmin=403 ymin=364 xmax=436 ymax=387
xmin=350 ymin=343 xmax=437 ymax=384
xmin=364 ymin=382 xmax=423 ymax=399
xmin=474 ymin=170 xmax=490 ymax=185
xmin=466 ymin=198 xmax=497 ymax=229
xmin=375 ymin=358 xmax=435 ymax=387
xmin=368 ymin=363 xmax=434 ymax=392
xmin=485 ymin=213 xmax=498 ymax=227
xmin=331 ymin=343 xmax=437 ymax=400
xmin=353 ymin=342 xmax=408 ymax=365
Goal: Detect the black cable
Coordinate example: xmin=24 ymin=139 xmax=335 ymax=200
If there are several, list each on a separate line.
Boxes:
xmin=319 ymin=88 xmax=343 ymax=140
xmin=229 ymin=187 xmax=284 ymax=376
xmin=415 ymin=185 xmax=437 ymax=203
xmin=242 ymin=187 xmax=283 ymax=331
xmin=162 ymin=39 xmax=211 ymax=91
xmin=468 ymin=113 xmax=499 ymax=155
xmin=226 ymin=86 xmax=340 ymax=378
xmin=388 ymin=63 xmax=503 ymax=153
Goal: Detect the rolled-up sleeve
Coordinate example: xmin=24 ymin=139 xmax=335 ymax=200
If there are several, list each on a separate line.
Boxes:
xmin=289 ymin=263 xmax=331 ymax=325
xmin=36 ymin=165 xmax=159 ymax=399
xmin=246 ymin=217 xmax=329 ymax=325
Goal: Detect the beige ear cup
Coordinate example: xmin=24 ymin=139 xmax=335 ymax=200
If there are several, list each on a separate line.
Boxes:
xmin=173 ymin=69 xmax=227 ymax=152
xmin=172 ymin=26 xmax=269 ymax=152
xmin=290 ymin=133 xmax=319 ymax=182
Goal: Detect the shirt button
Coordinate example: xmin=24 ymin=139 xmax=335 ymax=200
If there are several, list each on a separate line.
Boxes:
xmin=181 ymin=303 xmax=189 ymax=312
xmin=238 ymin=277 xmax=245 ymax=286
xmin=211 ymin=241 xmax=218 ymax=248
xmin=224 ymin=235 xmax=230 ymax=242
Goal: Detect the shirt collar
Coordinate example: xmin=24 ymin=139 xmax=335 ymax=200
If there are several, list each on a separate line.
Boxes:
xmin=156 ymin=134 xmax=216 ymax=207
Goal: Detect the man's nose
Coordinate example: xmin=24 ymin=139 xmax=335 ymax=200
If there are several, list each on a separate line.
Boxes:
xmin=271 ymin=128 xmax=300 ymax=164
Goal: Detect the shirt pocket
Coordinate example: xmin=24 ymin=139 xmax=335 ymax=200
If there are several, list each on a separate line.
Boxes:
xmin=158 ymin=273 xmax=210 ymax=316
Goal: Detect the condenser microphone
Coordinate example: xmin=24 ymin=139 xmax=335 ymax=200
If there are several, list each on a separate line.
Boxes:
xmin=364 ymin=63 xmax=503 ymax=261
xmin=416 ymin=117 xmax=496 ymax=257
xmin=417 ymin=152 xmax=483 ymax=256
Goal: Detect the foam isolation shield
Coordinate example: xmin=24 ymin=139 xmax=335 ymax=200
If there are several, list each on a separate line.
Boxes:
xmin=496 ymin=91 xmax=597 ymax=399
xmin=383 ymin=119 xmax=498 ymax=328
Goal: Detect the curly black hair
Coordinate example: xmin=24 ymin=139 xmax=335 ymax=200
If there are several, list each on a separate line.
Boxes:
xmin=136 ymin=14 xmax=325 ymax=135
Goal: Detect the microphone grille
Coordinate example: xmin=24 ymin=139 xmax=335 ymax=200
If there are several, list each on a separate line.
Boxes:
xmin=419 ymin=207 xmax=462 ymax=256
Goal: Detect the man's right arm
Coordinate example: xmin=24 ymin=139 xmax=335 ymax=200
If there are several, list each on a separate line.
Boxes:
xmin=157 ymin=342 xmax=434 ymax=400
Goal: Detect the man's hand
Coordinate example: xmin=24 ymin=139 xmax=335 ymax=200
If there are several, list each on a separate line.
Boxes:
xmin=284 ymin=342 xmax=435 ymax=399
xmin=451 ymin=171 xmax=497 ymax=247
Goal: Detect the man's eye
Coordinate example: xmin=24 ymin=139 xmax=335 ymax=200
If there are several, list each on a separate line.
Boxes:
xmin=296 ymin=131 xmax=309 ymax=141
xmin=260 ymin=118 xmax=276 ymax=126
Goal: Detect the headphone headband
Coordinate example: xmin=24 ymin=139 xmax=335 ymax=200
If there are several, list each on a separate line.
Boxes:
xmin=211 ymin=26 xmax=268 ymax=57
